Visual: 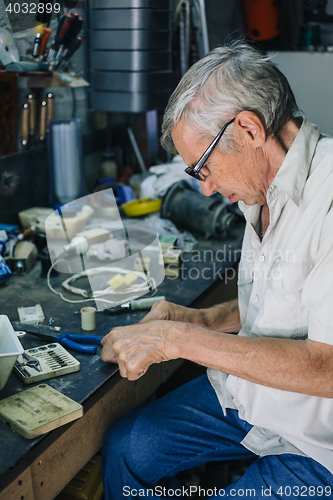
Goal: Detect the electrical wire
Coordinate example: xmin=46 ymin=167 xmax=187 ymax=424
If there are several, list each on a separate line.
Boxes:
xmin=47 ymin=259 xmax=156 ymax=306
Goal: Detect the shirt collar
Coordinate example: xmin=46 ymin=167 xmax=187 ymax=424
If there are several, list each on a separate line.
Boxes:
xmin=268 ymin=117 xmax=320 ymax=207
xmin=239 ymin=117 xmax=321 ymax=219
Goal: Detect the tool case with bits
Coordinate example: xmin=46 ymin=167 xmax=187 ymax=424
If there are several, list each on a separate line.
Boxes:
xmin=14 ymin=343 xmax=80 ymax=384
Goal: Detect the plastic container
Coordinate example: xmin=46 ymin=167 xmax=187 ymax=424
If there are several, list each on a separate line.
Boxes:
xmin=18 ymin=207 xmax=53 ymax=232
xmin=122 ymin=197 xmax=162 ymax=217
xmin=0 ymin=315 xmax=24 ymax=391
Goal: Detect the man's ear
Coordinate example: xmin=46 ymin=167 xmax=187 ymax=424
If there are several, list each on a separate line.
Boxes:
xmin=234 ymin=111 xmax=266 ymax=148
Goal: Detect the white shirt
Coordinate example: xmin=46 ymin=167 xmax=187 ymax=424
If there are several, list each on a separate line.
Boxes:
xmin=207 ymin=118 xmax=333 ymax=474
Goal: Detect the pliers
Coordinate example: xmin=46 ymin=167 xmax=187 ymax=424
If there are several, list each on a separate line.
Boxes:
xmin=53 ymin=332 xmax=102 ymax=354
xmin=13 ymin=323 xmax=102 ymax=354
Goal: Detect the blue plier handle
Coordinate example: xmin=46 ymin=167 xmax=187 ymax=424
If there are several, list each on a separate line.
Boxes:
xmin=55 ymin=333 xmax=102 ymax=354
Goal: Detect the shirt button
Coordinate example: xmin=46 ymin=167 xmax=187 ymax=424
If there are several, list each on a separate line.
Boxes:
xmin=254 ymin=295 xmax=259 ymax=303
xmin=259 ymin=254 xmax=265 ymax=262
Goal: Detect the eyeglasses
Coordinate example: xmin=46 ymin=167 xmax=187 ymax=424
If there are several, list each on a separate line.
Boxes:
xmin=184 ymin=117 xmax=235 ymax=182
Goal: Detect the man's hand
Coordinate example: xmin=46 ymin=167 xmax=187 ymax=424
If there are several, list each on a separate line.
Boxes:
xmin=139 ymin=299 xmax=199 ymax=324
xmin=139 ymin=298 xmax=241 ymax=332
xmin=100 ymin=298 xmax=241 ymax=382
xmin=100 ymin=320 xmax=178 ymax=381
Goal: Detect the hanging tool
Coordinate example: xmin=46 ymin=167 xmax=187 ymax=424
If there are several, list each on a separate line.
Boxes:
xmin=46 ymin=92 xmax=54 ymax=135
xmin=46 ymin=92 xmax=54 ymax=122
xmin=32 ymin=0 xmax=53 ymax=58
xmin=54 ymin=13 xmax=83 ymax=67
xmin=27 ymin=94 xmax=36 ymax=144
xmin=13 ymin=323 xmax=102 ymax=354
xmin=39 ymin=100 xmax=47 ymax=142
xmin=48 ymin=13 xmax=83 ymax=67
xmin=56 ymin=36 xmax=83 ymax=71
xmin=47 ymin=13 xmax=73 ymax=64
xmin=104 ymin=296 xmax=166 ymax=314
xmin=38 ymin=27 xmax=52 ymax=60
xmin=21 ymin=103 xmax=29 ymax=148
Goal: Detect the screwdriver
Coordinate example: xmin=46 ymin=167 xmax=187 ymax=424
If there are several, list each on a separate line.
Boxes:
xmin=54 ymin=14 xmax=83 ymax=66
xmin=21 ymin=103 xmax=29 ymax=148
xmin=38 ymin=27 xmax=52 ymax=59
xmin=47 ymin=13 xmax=73 ymax=64
xmin=27 ymin=93 xmax=36 ymax=144
xmin=32 ymin=0 xmax=53 ymax=58
xmin=39 ymin=100 xmax=47 ymax=142
xmin=104 ymin=296 xmax=166 ymax=314
xmin=56 ymin=36 xmax=82 ymax=71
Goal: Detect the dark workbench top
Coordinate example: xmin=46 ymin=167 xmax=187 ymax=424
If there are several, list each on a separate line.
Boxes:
xmin=0 ymin=221 xmax=244 ymax=479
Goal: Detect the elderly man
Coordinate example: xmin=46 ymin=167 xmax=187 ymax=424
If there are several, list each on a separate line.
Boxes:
xmin=101 ymin=40 xmax=333 ymax=499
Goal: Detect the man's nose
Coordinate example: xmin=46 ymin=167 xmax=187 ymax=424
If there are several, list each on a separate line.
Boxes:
xmin=200 ymin=178 xmax=218 ymax=197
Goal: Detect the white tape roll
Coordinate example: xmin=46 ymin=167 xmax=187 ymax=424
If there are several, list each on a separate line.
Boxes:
xmin=81 ymin=306 xmax=96 ymax=331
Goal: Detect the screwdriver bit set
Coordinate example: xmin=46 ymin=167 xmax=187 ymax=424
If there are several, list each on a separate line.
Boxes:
xmin=14 ymin=343 xmax=80 ymax=384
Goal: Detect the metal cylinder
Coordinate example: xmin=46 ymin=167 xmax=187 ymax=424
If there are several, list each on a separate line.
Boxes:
xmin=87 ymin=0 xmax=173 ymax=112
xmin=160 ymin=181 xmax=238 ymax=239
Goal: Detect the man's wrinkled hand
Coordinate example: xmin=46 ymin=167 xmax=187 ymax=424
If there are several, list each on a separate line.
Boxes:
xmin=139 ymin=300 xmax=197 ymax=324
xmin=100 ymin=320 xmax=176 ymax=381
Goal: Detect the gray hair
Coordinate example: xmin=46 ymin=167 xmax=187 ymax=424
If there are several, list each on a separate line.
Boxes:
xmin=161 ymin=39 xmax=299 ymax=154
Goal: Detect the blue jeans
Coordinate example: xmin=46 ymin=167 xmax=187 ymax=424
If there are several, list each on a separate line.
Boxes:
xmin=102 ymin=374 xmax=333 ymax=499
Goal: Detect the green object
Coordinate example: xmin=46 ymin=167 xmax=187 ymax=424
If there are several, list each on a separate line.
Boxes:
xmin=104 ymin=296 xmax=166 ymax=314
xmin=299 ymin=24 xmax=321 ymax=50
xmin=130 ymin=296 xmax=166 ymax=310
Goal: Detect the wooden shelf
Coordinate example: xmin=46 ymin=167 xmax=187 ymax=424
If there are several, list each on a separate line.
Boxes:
xmin=0 ymin=69 xmax=89 ymax=88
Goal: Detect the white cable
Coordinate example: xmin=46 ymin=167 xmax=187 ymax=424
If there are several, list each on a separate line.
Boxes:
xmin=47 ymin=259 xmax=155 ymax=306
xmin=62 ymin=266 xmax=154 ymax=297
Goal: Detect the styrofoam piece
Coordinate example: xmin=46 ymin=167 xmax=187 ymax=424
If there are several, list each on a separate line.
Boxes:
xmin=18 ymin=207 xmax=53 ymax=232
xmin=0 ymin=315 xmax=24 ymax=390
xmin=18 ymin=304 xmax=45 ymax=324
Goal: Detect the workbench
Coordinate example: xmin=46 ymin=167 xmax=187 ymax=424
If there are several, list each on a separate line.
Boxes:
xmin=0 ymin=223 xmax=244 ymax=500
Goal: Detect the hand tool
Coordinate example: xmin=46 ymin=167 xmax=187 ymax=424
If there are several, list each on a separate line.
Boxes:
xmin=32 ymin=0 xmax=53 ymax=58
xmin=23 ymin=352 xmax=41 ymax=372
xmin=38 ymin=27 xmax=52 ymax=59
xmin=15 ymin=361 xmax=31 ymax=378
xmin=27 ymin=94 xmax=36 ymax=143
xmin=39 ymin=100 xmax=47 ymax=142
xmin=46 ymin=92 xmax=54 ymax=122
xmin=56 ymin=36 xmax=82 ymax=71
xmin=47 ymin=13 xmax=73 ymax=64
xmin=104 ymin=296 xmax=166 ymax=314
xmin=14 ymin=344 xmax=81 ymax=384
xmin=13 ymin=323 xmax=102 ymax=354
xmin=32 ymin=332 xmax=102 ymax=354
xmin=21 ymin=103 xmax=29 ymax=148
xmin=55 ymin=13 xmax=83 ymax=65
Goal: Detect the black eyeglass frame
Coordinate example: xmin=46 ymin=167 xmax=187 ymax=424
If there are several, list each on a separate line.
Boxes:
xmin=184 ymin=117 xmax=236 ymax=182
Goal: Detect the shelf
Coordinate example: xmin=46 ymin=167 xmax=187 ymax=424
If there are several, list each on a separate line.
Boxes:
xmin=0 ymin=70 xmax=89 ymax=88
